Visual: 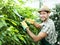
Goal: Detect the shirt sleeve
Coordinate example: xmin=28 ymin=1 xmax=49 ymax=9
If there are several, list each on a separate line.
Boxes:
xmin=40 ymin=24 xmax=51 ymax=34
xmin=40 ymin=23 xmax=45 ymax=28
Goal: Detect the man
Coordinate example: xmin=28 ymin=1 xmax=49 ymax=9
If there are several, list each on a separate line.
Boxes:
xmin=21 ymin=5 xmax=57 ymax=45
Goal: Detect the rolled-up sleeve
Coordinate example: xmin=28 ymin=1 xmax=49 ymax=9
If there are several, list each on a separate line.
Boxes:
xmin=40 ymin=24 xmax=51 ymax=34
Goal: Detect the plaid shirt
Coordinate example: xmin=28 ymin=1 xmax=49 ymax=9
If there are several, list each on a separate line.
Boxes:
xmin=40 ymin=18 xmax=58 ymax=44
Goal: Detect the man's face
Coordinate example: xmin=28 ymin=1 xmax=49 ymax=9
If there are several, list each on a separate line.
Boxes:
xmin=39 ymin=11 xmax=49 ymax=21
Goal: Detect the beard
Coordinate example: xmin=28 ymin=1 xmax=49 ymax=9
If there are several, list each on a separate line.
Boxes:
xmin=40 ymin=17 xmax=48 ymax=22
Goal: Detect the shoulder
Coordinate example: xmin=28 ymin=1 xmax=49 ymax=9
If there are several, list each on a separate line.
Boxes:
xmin=48 ymin=19 xmax=54 ymax=23
xmin=47 ymin=19 xmax=54 ymax=25
xmin=47 ymin=19 xmax=55 ymax=30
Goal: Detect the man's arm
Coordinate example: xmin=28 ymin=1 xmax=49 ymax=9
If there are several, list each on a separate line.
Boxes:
xmin=33 ymin=22 xmax=43 ymax=28
xmin=25 ymin=18 xmax=42 ymax=28
xmin=26 ymin=27 xmax=47 ymax=42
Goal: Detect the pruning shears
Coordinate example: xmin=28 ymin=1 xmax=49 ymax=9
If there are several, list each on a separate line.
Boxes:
xmin=13 ymin=9 xmax=25 ymax=21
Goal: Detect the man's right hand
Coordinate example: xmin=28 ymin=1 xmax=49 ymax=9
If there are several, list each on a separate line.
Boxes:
xmin=21 ymin=21 xmax=29 ymax=31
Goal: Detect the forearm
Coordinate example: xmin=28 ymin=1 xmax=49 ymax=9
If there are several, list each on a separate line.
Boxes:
xmin=33 ymin=22 xmax=42 ymax=28
xmin=26 ymin=27 xmax=43 ymax=42
xmin=26 ymin=27 xmax=36 ymax=40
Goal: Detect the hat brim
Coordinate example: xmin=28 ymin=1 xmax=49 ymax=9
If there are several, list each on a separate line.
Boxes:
xmin=38 ymin=10 xmax=51 ymax=13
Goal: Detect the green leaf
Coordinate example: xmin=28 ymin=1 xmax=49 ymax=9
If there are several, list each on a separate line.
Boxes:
xmin=0 ymin=19 xmax=7 ymax=28
xmin=0 ymin=41 xmax=2 ymax=45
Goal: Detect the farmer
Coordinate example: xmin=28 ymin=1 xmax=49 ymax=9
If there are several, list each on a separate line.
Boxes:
xmin=21 ymin=5 xmax=57 ymax=45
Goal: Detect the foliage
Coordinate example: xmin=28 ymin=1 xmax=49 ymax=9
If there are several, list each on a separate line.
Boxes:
xmin=0 ymin=0 xmax=40 ymax=45
xmin=50 ymin=4 xmax=60 ymax=43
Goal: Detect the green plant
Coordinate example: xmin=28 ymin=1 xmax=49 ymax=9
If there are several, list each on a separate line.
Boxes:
xmin=0 ymin=0 xmax=40 ymax=45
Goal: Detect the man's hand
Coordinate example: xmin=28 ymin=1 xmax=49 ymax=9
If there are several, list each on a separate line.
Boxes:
xmin=25 ymin=18 xmax=35 ymax=24
xmin=21 ymin=21 xmax=28 ymax=31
